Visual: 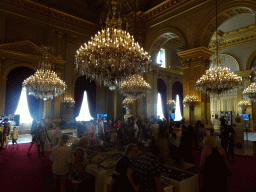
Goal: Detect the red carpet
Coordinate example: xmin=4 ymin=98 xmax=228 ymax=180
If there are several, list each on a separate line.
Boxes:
xmin=0 ymin=143 xmax=56 ymax=192
xmin=187 ymin=150 xmax=256 ymax=192
xmin=1 ymin=144 xmax=256 ymax=192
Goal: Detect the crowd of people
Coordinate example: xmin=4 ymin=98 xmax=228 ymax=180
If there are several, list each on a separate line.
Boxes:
xmin=0 ymin=115 xmax=237 ymax=192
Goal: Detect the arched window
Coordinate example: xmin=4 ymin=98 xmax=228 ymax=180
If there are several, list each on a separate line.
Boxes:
xmin=156 ymin=48 xmax=166 ymax=68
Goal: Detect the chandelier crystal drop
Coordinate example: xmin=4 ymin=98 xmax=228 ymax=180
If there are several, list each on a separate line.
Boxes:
xmin=74 ymin=0 xmax=151 ymax=89
xmin=23 ymin=49 xmax=67 ymax=100
xmin=119 ymin=75 xmax=151 ymax=99
xmin=242 ymin=82 xmax=256 ymax=102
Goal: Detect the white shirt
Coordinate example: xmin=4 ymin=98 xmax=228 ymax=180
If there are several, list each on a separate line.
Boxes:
xmin=99 ymin=121 xmax=104 ymax=134
xmin=50 ymin=145 xmax=72 ymax=175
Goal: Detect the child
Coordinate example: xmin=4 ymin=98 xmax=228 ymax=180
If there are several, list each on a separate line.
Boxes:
xmin=11 ymin=126 xmax=19 ymax=148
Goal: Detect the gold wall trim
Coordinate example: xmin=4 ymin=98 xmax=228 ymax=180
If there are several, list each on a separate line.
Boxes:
xmin=178 ymin=46 xmax=213 ymax=59
xmin=222 ymin=32 xmax=256 ymax=49
xmin=235 ymin=70 xmax=252 ymax=76
xmin=3 ymin=0 xmax=99 ymax=31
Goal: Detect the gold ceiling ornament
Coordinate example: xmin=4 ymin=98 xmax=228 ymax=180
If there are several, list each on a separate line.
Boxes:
xmin=183 ymin=95 xmax=199 ymax=109
xmin=23 ymin=47 xmax=67 ymax=100
xmin=74 ymin=0 xmax=151 ymax=91
xmin=242 ymin=82 xmax=256 ymax=102
xmin=63 ymin=97 xmax=75 ymax=104
xmin=119 ymin=75 xmax=151 ymax=99
xmin=196 ymin=0 xmax=242 ymax=95
xmin=167 ymin=99 xmax=176 ymax=110
xmin=238 ymin=99 xmax=250 ymax=110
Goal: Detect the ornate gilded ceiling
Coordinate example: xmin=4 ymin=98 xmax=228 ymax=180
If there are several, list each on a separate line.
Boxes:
xmin=31 ymin=0 xmax=165 ymax=24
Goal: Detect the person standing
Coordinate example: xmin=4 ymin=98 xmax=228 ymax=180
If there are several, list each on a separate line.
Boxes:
xmin=150 ymin=119 xmax=159 ymax=142
xmin=0 ymin=123 xmax=4 ymax=150
xmin=99 ymin=118 xmax=105 ymax=141
xmin=128 ymin=144 xmax=164 ymax=192
xmin=50 ymin=134 xmax=72 ymax=192
xmin=109 ymin=143 xmax=138 ymax=192
xmin=11 ymin=126 xmax=19 ymax=148
xmin=228 ymin=126 xmax=236 ymax=162
xmin=200 ymin=136 xmax=231 ymax=192
xmin=2 ymin=118 xmax=11 ymax=150
xmin=28 ymin=119 xmax=40 ymax=155
xmin=87 ymin=120 xmax=96 ymax=137
xmin=36 ymin=119 xmax=51 ymax=157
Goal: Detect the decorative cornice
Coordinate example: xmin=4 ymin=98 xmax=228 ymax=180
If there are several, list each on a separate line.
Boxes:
xmin=0 ymin=40 xmax=65 ymax=65
xmin=210 ymin=25 xmax=256 ymax=50
xmin=3 ymin=0 xmax=99 ymax=31
xmin=178 ymin=46 xmax=213 ymax=60
xmin=151 ymin=63 xmax=183 ymax=76
xmin=124 ymin=0 xmax=195 ymax=22
xmin=235 ymin=70 xmax=252 ymax=77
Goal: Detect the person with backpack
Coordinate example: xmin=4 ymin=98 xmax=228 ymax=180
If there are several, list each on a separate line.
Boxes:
xmin=70 ymin=136 xmax=94 ymax=192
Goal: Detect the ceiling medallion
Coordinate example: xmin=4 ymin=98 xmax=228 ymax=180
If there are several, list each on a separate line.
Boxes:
xmin=75 ymin=0 xmax=151 ymax=90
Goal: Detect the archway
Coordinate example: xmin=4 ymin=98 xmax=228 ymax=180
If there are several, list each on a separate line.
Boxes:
xmin=146 ymin=28 xmax=187 ymax=63
xmin=74 ymin=76 xmax=96 ymax=119
xmin=195 ymin=2 xmax=256 ymax=47
xmin=172 ymin=81 xmax=183 ymax=116
xmin=5 ymin=67 xmax=39 ymax=119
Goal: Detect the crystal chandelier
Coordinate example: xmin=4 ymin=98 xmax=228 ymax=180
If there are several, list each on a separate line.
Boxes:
xmin=63 ymin=97 xmax=75 ymax=104
xmin=23 ymin=48 xmax=67 ymax=100
xmin=119 ymin=75 xmax=151 ymax=99
xmin=196 ymin=0 xmax=242 ymax=95
xmin=238 ymin=99 xmax=250 ymax=110
xmin=122 ymin=97 xmax=134 ymax=108
xmin=243 ymin=82 xmax=256 ymax=102
xmin=74 ymin=0 xmax=151 ymax=90
xmin=183 ymin=95 xmax=199 ymax=108
xmin=167 ymin=99 xmax=176 ymax=110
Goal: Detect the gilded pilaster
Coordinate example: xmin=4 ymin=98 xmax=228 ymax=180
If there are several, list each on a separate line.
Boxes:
xmin=178 ymin=47 xmax=213 ymax=126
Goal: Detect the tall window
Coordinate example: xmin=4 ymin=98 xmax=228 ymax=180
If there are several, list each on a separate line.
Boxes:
xmin=157 ymin=93 xmax=165 ymax=120
xmin=15 ymin=87 xmax=33 ymax=124
xmin=76 ymin=91 xmax=94 ymax=121
xmin=156 ymin=48 xmax=166 ymax=68
xmin=174 ymin=94 xmax=182 ymax=121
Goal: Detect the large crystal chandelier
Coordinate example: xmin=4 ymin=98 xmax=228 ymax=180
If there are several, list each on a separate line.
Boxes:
xmin=74 ymin=0 xmax=151 ymax=90
xmin=196 ymin=0 xmax=242 ymax=95
xmin=243 ymin=82 xmax=256 ymax=102
xmin=238 ymin=99 xmax=250 ymax=110
xmin=183 ymin=95 xmax=199 ymax=108
xmin=23 ymin=48 xmax=67 ymax=100
xmin=122 ymin=97 xmax=135 ymax=108
xmin=119 ymin=75 xmax=151 ymax=99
